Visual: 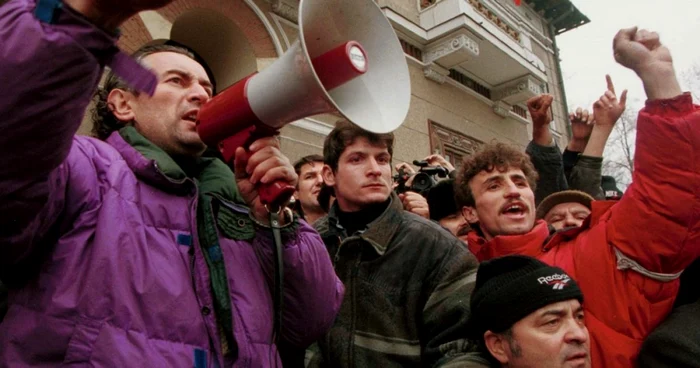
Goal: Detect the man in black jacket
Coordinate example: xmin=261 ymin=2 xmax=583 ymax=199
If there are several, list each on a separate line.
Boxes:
xmin=308 ymin=120 xmax=484 ymax=367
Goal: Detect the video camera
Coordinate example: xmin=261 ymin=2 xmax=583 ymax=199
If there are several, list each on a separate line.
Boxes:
xmin=394 ymin=160 xmax=450 ymax=195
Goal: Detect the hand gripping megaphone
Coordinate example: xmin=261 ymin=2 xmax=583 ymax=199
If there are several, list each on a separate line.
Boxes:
xmin=195 ymin=0 xmax=411 ymax=209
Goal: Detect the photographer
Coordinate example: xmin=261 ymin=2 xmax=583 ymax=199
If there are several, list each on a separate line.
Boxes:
xmin=393 ymin=155 xmax=453 ymax=219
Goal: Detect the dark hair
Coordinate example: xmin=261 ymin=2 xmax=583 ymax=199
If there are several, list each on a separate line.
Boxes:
xmin=317 ymin=183 xmax=335 ymax=213
xmin=90 ymin=44 xmax=196 ymax=140
xmin=454 ymin=142 xmax=538 ymax=207
xmin=323 ymin=119 xmax=394 ymax=171
xmin=293 ymin=154 xmax=324 ymax=176
xmin=426 ymin=179 xmax=458 ymax=221
xmin=475 ymin=327 xmax=517 ymax=365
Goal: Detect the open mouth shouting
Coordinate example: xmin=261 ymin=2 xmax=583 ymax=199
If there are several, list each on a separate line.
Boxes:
xmin=500 ymin=201 xmax=528 ymax=220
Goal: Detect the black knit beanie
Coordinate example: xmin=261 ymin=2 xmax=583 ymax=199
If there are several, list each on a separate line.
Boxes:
xmin=601 ymin=175 xmax=624 ymax=200
xmin=468 ymin=255 xmax=583 ymax=339
xmin=426 ymin=179 xmax=458 ymax=221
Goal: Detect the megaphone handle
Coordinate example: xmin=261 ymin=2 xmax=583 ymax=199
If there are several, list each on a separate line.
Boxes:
xmin=219 ymin=127 xmax=295 ymax=209
xmin=259 ymin=180 xmax=296 ymax=210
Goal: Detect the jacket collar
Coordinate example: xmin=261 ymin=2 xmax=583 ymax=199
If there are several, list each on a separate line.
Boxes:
xmin=106 ymin=126 xmax=243 ymax=203
xmin=326 ymin=192 xmax=404 ymax=256
xmin=466 ymin=201 xmax=618 ymax=261
xmin=466 ymin=220 xmax=551 ymax=261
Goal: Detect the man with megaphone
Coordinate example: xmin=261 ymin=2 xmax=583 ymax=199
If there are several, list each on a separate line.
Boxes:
xmin=0 ymin=0 xmax=345 ymax=366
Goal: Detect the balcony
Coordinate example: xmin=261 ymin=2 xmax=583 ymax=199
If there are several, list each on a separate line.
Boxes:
xmin=419 ymin=0 xmax=547 ymax=90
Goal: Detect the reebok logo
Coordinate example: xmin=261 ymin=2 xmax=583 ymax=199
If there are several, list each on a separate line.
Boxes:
xmin=537 ymin=273 xmax=571 ymax=290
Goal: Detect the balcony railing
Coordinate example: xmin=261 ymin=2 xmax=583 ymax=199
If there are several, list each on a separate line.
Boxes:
xmin=449 ymin=69 xmax=491 ymax=99
xmin=400 ymin=39 xmax=423 ymax=60
xmin=466 ymin=0 xmax=520 ymax=42
xmin=511 ymin=104 xmax=528 ymax=119
xmin=421 ymin=0 xmax=520 ymax=43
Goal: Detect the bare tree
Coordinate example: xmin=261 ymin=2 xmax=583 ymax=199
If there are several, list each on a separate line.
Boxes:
xmin=602 ymin=62 xmax=700 ymax=190
xmin=602 ymin=108 xmax=637 ymax=189
xmin=680 ymin=62 xmax=700 ymax=102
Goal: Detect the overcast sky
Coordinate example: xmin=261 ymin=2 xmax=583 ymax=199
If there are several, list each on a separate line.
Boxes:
xmin=557 ymin=0 xmax=700 ymax=112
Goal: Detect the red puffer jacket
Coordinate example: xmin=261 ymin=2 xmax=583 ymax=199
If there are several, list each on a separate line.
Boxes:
xmin=468 ymin=93 xmax=700 ymax=368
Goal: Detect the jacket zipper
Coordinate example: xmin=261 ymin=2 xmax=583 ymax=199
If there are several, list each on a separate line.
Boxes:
xmin=153 ymin=161 xmax=234 ymax=364
xmin=188 ymin=187 xmax=224 ymax=365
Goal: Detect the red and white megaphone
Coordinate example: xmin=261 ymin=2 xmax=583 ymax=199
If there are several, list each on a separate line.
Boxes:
xmin=191 ymin=0 xmax=411 ymax=208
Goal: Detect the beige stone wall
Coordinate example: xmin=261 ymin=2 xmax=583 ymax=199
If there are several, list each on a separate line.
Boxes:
xmin=395 ymin=63 xmax=529 ymax=163
xmin=531 ymin=29 xmax=570 ymax=149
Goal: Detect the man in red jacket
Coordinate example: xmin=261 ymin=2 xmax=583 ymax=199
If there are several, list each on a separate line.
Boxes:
xmin=455 ymin=27 xmax=700 ymax=367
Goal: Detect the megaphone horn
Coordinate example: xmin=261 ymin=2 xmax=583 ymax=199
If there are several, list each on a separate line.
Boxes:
xmin=196 ymin=0 xmax=411 ymax=208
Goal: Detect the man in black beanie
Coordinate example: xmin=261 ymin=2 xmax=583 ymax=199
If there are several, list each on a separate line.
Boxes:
xmin=600 ymin=175 xmax=624 ymax=200
xmin=469 ymin=255 xmax=590 ymax=368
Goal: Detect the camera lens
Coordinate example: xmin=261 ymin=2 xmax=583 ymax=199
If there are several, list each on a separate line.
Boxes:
xmin=412 ymin=173 xmax=433 ymax=192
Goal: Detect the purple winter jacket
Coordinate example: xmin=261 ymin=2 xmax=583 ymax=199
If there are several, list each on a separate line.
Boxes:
xmin=0 ymin=0 xmax=344 ymax=366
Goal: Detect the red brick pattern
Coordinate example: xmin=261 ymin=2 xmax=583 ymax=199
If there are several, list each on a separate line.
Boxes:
xmin=118 ymin=15 xmax=151 ymax=53
xmin=117 ymin=0 xmax=278 ymax=57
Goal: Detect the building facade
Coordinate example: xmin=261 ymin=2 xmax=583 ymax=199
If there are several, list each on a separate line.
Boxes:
xmin=74 ymin=0 xmax=588 ymax=168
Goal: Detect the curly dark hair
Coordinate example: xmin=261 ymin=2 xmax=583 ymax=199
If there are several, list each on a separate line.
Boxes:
xmin=323 ymin=119 xmax=394 ymax=172
xmin=454 ymin=142 xmax=538 ymax=207
xmin=90 ymin=44 xmax=195 ymax=140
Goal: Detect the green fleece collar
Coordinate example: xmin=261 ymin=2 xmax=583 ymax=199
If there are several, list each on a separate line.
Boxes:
xmin=118 ymin=126 xmax=243 ymax=204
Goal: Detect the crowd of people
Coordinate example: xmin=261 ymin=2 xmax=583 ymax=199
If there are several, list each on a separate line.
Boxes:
xmin=1 ymin=0 xmax=699 ymax=367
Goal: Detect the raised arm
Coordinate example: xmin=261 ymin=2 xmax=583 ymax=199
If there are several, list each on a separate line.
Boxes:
xmin=0 ymin=0 xmax=159 ymax=266
xmin=606 ymin=27 xmax=699 ymax=274
xmin=525 ymin=94 xmax=568 ymax=204
xmin=569 ymin=76 xmax=628 ymax=199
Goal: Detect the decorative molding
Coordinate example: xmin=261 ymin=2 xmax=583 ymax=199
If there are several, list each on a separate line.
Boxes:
xmin=493 ymin=75 xmax=542 ymax=104
xmin=492 ymin=101 xmax=511 ymax=118
xmin=429 ymin=121 xmax=483 ymax=166
xmin=467 ymin=0 xmax=520 ymax=42
xmin=267 ymin=0 xmax=298 ymax=22
xmin=423 ymin=63 xmax=449 ymax=84
xmin=424 ymin=32 xmax=479 ymax=68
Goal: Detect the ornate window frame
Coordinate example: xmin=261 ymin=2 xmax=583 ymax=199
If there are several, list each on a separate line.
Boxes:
xmin=428 ymin=120 xmax=483 ymax=168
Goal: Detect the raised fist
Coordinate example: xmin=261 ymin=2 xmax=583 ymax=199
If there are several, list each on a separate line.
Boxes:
xmin=613 ymin=27 xmax=673 ymax=75
xmin=526 ymin=94 xmax=554 ymax=127
xmin=569 ymin=107 xmax=594 ymax=142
